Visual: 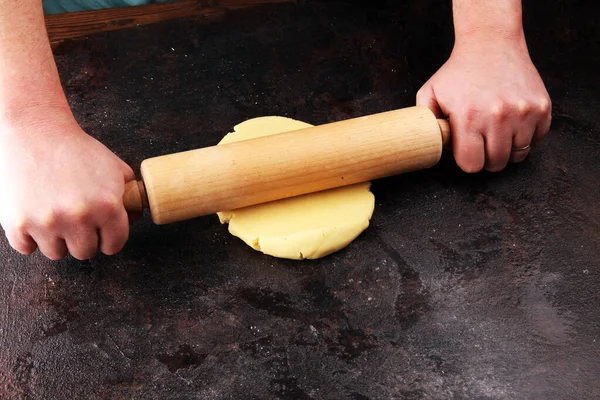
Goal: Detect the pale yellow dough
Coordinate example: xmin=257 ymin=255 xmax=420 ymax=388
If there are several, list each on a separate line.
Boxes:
xmin=217 ymin=116 xmax=375 ymax=260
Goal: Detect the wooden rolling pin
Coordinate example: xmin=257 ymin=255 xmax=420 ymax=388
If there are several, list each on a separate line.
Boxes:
xmin=123 ymin=106 xmax=450 ymax=224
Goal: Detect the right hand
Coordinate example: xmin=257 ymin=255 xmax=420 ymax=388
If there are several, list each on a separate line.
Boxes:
xmin=0 ymin=107 xmax=135 ymax=260
xmin=416 ymin=35 xmax=551 ymax=173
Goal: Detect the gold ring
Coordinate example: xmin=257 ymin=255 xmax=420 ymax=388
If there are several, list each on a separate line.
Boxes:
xmin=511 ymin=144 xmax=531 ymax=152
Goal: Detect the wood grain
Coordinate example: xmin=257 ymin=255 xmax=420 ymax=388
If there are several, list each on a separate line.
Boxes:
xmin=126 ymin=107 xmax=445 ymax=224
xmin=45 ymin=0 xmax=296 ymax=43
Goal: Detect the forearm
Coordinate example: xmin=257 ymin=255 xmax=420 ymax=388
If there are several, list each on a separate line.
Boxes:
xmin=0 ymin=0 xmax=69 ymax=118
xmin=452 ymin=0 xmax=525 ymax=46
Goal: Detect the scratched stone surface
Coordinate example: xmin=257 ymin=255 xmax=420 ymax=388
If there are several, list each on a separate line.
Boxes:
xmin=1 ymin=1 xmax=600 ymax=399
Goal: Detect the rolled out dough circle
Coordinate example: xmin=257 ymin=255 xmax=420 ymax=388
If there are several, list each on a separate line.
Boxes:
xmin=216 ymin=116 xmax=375 ymax=260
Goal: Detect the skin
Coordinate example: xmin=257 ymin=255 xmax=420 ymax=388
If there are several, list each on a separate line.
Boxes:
xmin=0 ymin=0 xmax=134 ymax=260
xmin=417 ymin=0 xmax=552 ymax=172
xmin=0 ymin=0 xmax=551 ymax=260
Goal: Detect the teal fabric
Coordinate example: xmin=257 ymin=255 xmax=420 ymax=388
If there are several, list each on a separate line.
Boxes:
xmin=43 ymin=0 xmax=175 ymax=14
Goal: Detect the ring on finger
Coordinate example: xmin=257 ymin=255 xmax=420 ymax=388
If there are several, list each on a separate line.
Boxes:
xmin=511 ymin=144 xmax=531 ymax=153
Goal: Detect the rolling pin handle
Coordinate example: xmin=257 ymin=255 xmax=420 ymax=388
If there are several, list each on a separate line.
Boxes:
xmin=123 ymin=180 xmax=148 ymax=212
xmin=437 ymin=119 xmax=451 ymax=148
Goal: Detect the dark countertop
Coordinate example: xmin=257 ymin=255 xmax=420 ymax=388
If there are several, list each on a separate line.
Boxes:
xmin=1 ymin=1 xmax=599 ymax=399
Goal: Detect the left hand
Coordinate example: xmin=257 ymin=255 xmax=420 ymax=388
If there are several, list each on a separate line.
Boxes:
xmin=416 ymin=35 xmax=552 ymax=173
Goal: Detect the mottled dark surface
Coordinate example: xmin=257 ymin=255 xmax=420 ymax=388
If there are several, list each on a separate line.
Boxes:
xmin=2 ymin=1 xmax=600 ymax=399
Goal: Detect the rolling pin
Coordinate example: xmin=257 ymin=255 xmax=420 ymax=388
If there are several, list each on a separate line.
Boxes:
xmin=123 ymin=106 xmax=450 ymax=224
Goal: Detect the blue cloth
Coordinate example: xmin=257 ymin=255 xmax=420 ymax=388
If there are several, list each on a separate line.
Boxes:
xmin=43 ymin=0 xmax=174 ymax=14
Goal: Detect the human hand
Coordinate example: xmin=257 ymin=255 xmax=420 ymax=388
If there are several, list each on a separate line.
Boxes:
xmin=416 ymin=35 xmax=551 ymax=172
xmin=0 ymin=107 xmax=135 ymax=260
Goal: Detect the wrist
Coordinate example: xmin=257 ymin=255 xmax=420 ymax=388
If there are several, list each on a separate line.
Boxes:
xmin=0 ymin=101 xmax=78 ymax=142
xmin=0 ymin=91 xmax=72 ymax=127
xmin=453 ymin=25 xmax=528 ymax=58
xmin=452 ymin=0 xmax=525 ymax=49
xmin=454 ymin=26 xmax=526 ymax=49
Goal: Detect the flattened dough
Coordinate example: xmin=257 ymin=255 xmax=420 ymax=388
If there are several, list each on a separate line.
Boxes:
xmin=217 ymin=116 xmax=375 ymax=260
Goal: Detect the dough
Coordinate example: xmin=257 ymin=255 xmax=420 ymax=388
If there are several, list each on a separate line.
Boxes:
xmin=217 ymin=116 xmax=375 ymax=260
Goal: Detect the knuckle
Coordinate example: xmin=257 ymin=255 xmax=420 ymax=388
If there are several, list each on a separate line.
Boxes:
xmin=517 ymin=99 xmax=531 ymax=115
xmin=459 ymin=105 xmax=478 ymax=123
xmin=38 ymin=209 xmax=59 ymax=231
xmin=66 ymin=199 xmax=91 ymax=223
xmin=539 ymin=97 xmax=551 ymax=113
xmin=98 ymin=194 xmax=121 ymax=216
xmin=490 ymin=102 xmax=509 ymax=119
xmin=12 ymin=214 xmax=29 ymax=235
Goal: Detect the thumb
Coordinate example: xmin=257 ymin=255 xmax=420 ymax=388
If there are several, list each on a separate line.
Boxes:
xmin=120 ymin=160 xmax=142 ymax=223
xmin=120 ymin=160 xmax=136 ymax=183
xmin=416 ymin=83 xmax=444 ymax=118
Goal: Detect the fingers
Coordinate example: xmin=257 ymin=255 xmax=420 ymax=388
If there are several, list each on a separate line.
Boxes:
xmin=99 ymin=208 xmax=130 ymax=256
xmin=121 ymin=161 xmax=136 ymax=183
xmin=12 ymin=210 xmax=127 ymax=261
xmin=5 ymin=226 xmax=37 ymax=255
xmin=65 ymin=228 xmax=99 ymax=260
xmin=509 ymin=143 xmax=531 ymax=164
xmin=0 ymin=128 xmax=137 ymax=261
xmin=509 ymin=124 xmax=535 ymax=164
xmin=416 ymin=83 xmax=444 ymax=118
xmin=418 ymin=82 xmax=488 ymax=172
xmin=484 ymin=127 xmax=513 ymax=172
xmin=5 ymin=190 xmax=131 ymax=260
xmin=532 ymin=96 xmax=552 ymax=145
xmin=451 ymin=117 xmax=485 ymax=173
xmin=22 ymin=210 xmax=68 ymax=260
xmin=121 ymin=162 xmax=142 ymax=224
xmin=120 ymin=162 xmax=142 ymax=223
xmin=32 ymin=234 xmax=68 ymax=261
xmin=483 ymin=103 xmax=518 ymax=171
xmin=449 ymin=96 xmax=551 ymax=172
xmin=509 ymin=97 xmax=549 ymax=164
